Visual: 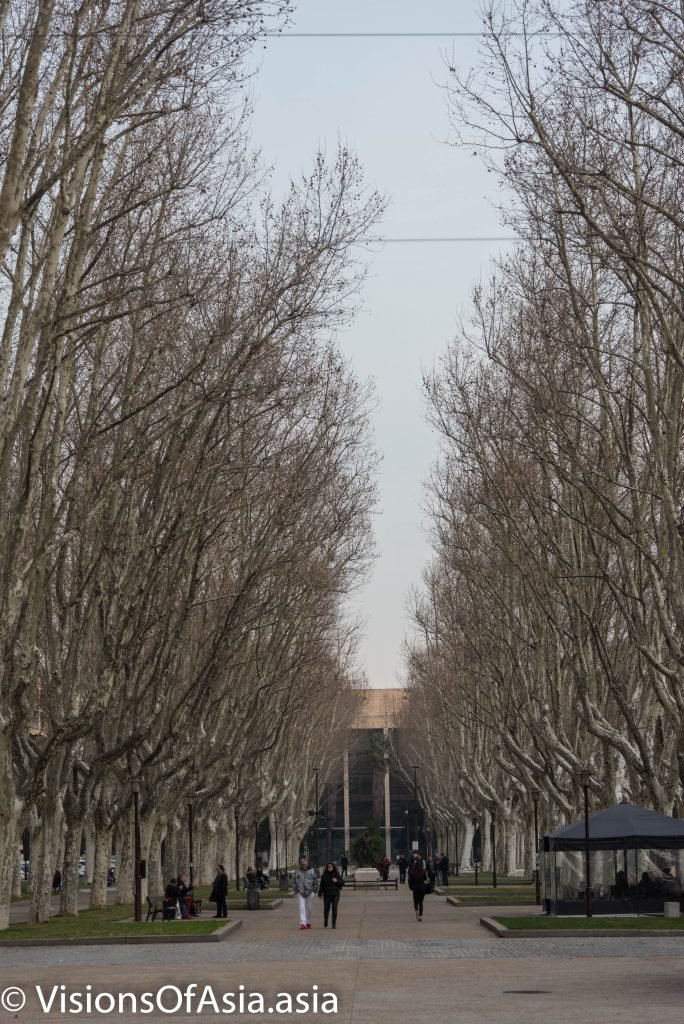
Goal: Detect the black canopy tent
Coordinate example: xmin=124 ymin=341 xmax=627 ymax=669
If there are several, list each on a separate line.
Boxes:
xmin=541 ymin=803 xmax=684 ymax=915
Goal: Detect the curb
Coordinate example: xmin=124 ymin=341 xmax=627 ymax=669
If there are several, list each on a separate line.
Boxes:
xmin=446 ymin=896 xmax=535 ymax=907
xmin=0 ymin=919 xmax=243 ymax=947
xmin=480 ymin=916 xmax=684 ymax=938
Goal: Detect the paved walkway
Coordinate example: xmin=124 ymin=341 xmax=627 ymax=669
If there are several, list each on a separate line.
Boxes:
xmin=1 ymin=888 xmax=682 ymax=1023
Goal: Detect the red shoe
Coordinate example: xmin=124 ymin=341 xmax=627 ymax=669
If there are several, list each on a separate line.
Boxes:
xmin=306 ymin=923 xmax=312 ymax=929
xmin=299 ymin=924 xmax=307 ymax=929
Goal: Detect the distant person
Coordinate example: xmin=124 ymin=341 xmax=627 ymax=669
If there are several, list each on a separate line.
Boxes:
xmin=107 ymin=866 xmax=116 ymax=887
xmin=638 ymin=871 xmax=654 ymax=897
xmin=379 ymin=854 xmax=391 ymax=881
xmin=52 ymin=869 xmax=62 ymax=893
xmin=661 ymin=864 xmax=679 ymax=893
xmin=426 ymin=857 xmax=436 ymax=890
xmin=211 ymin=864 xmax=228 ymax=919
xmin=340 ymin=853 xmax=349 ymax=877
xmin=176 ymin=873 xmax=195 ymax=917
xmin=164 ymin=878 xmax=181 ymax=920
xmin=318 ymin=861 xmax=344 ymax=928
xmin=397 ymin=854 xmax=407 ymax=884
xmin=293 ymin=857 xmax=317 ymax=929
xmin=408 ymin=857 xmax=428 ymax=921
xmin=439 ymin=854 xmax=449 ymax=886
xmin=256 ymin=864 xmax=270 ymax=889
xmin=612 ymin=870 xmax=629 ymax=898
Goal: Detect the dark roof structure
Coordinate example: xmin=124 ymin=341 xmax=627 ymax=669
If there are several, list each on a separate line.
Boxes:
xmin=546 ymin=803 xmax=684 ymax=851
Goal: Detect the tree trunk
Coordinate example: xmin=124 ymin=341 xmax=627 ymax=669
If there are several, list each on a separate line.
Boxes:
xmin=0 ymin=730 xmax=20 ymax=929
xmin=28 ymin=801 xmax=62 ymax=924
xmin=84 ymin=823 xmax=95 ymax=884
xmin=200 ymin=821 xmax=217 ymax=887
xmin=60 ymin=815 xmax=82 ymax=917
xmin=147 ymin=820 xmax=164 ymax=897
xmin=115 ymin=815 xmax=134 ymax=906
xmin=88 ymin=824 xmax=110 ymax=909
xmin=165 ymin=818 xmax=179 ymax=879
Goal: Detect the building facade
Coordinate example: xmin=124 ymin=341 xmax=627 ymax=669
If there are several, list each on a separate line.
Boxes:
xmin=306 ymin=689 xmax=426 ymax=863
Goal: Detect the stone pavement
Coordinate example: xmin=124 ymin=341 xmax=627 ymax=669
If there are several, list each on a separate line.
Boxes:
xmin=1 ymin=887 xmax=682 ymax=1023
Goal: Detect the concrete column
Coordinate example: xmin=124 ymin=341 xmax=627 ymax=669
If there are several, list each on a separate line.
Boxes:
xmin=343 ymin=750 xmax=350 ymax=853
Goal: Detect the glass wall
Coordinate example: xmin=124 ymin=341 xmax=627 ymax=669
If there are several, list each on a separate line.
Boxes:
xmin=542 ymin=846 xmax=684 ymax=915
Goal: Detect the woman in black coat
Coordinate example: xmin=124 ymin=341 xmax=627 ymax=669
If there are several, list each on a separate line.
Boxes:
xmin=317 ymin=862 xmax=344 ymax=928
xmin=408 ymin=860 xmax=427 ymax=921
xmin=211 ymin=864 xmax=228 ymax=919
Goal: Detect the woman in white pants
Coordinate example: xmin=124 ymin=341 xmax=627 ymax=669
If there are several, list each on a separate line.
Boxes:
xmin=293 ymin=857 xmax=317 ymax=929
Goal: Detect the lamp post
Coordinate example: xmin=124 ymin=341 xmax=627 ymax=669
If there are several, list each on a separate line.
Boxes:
xmin=274 ymin=817 xmax=279 ymax=874
xmin=404 ymin=808 xmax=410 ymax=853
xmin=254 ymin=817 xmax=259 ymax=867
xmin=412 ymin=765 xmax=419 ymax=851
xmin=284 ymin=825 xmax=289 ymax=873
xmin=490 ymin=801 xmax=497 ymax=889
xmin=455 ymin=821 xmax=459 ymax=877
xmin=234 ymin=806 xmax=240 ymax=891
xmin=131 ymin=777 xmax=142 ymax=923
xmin=531 ymin=786 xmax=541 ymax=905
xmin=187 ymin=796 xmax=194 ymax=889
xmin=578 ymin=768 xmax=593 ymax=918
xmin=313 ymin=767 xmax=320 ymax=868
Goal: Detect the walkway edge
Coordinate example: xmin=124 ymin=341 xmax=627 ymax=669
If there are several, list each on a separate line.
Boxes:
xmin=479 ymin=916 xmax=684 ymax=938
xmin=0 ymin=919 xmax=243 ymax=948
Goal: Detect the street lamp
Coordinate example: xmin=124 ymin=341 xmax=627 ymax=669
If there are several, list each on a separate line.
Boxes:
xmin=455 ymin=820 xmax=459 ymax=877
xmin=489 ymin=801 xmax=497 ymax=889
xmin=187 ymin=796 xmax=194 ymax=889
xmin=274 ymin=816 xmax=279 ymax=875
xmin=254 ymin=817 xmax=259 ymax=867
xmin=578 ymin=768 xmax=593 ymax=918
xmin=234 ymin=805 xmax=240 ymax=891
xmin=412 ymin=765 xmax=420 ymax=851
xmin=284 ymin=825 xmax=289 ymax=873
xmin=531 ymin=786 xmax=541 ymax=905
xmin=131 ymin=777 xmax=142 ymax=923
xmin=313 ymin=767 xmax=320 ymax=868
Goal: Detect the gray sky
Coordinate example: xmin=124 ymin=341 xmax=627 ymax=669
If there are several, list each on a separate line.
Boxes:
xmin=247 ymin=1 xmax=515 ymax=688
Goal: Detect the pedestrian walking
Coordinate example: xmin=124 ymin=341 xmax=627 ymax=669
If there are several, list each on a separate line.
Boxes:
xmin=439 ymin=853 xmax=449 ymax=886
xmin=397 ymin=853 xmax=407 ymax=884
xmin=293 ymin=857 xmax=317 ymax=929
xmin=318 ymin=861 xmax=344 ymax=928
xmin=408 ymin=858 xmax=428 ymax=922
xmin=211 ymin=864 xmax=228 ymax=919
xmin=379 ymin=854 xmax=391 ymax=881
xmin=340 ymin=853 xmax=349 ymax=877
xmin=426 ymin=857 xmax=436 ymax=890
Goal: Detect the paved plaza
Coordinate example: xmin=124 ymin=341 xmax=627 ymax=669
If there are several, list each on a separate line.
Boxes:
xmin=1 ymin=888 xmax=682 ymax=1023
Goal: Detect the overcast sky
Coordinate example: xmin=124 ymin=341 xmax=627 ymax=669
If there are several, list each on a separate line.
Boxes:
xmin=247 ymin=1 xmax=515 ymax=689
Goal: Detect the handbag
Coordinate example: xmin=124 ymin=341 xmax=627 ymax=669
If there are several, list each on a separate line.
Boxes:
xmin=209 ymin=887 xmax=217 ymax=903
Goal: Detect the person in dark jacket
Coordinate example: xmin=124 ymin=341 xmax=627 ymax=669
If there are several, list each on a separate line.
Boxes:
xmin=397 ymin=854 xmax=407 ymax=884
xmin=340 ymin=853 xmax=349 ymax=877
xmin=379 ymin=854 xmax=391 ymax=881
xmin=317 ymin=861 xmax=344 ymax=928
xmin=408 ymin=859 xmax=428 ymax=921
xmin=426 ymin=857 xmax=436 ymax=889
xmin=211 ymin=864 xmax=228 ymax=919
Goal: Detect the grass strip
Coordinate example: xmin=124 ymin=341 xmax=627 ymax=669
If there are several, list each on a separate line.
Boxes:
xmin=5 ymin=904 xmax=227 ymax=940
xmin=494 ymin=914 xmax=684 ymax=931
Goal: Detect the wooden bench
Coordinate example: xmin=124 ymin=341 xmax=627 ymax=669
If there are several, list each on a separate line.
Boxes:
xmin=344 ymin=877 xmax=398 ymax=890
xmin=146 ymin=896 xmax=165 ymax=921
xmin=147 ymin=895 xmax=202 ymax=920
